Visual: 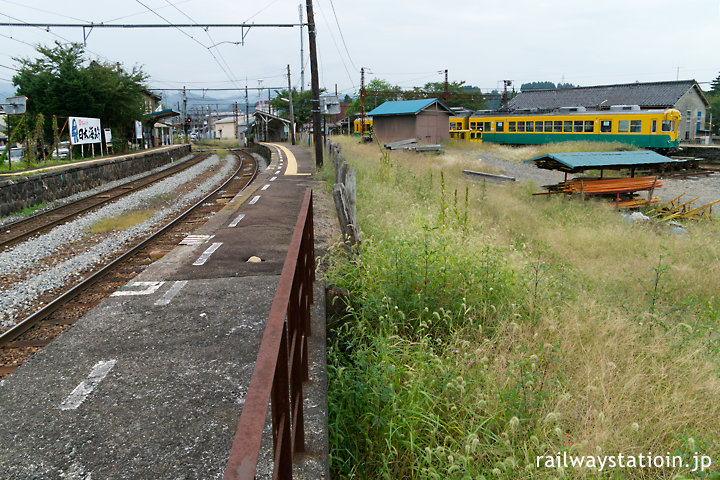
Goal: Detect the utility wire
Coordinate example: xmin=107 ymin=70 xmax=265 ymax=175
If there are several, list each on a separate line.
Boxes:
xmin=0 ymin=0 xmax=90 ymax=23
xmin=327 ymin=0 xmax=357 ymax=72
xmin=134 ymin=0 xmax=240 ymax=91
xmin=315 ymin=0 xmax=355 ymax=88
xmin=162 ymin=0 xmax=240 ymax=89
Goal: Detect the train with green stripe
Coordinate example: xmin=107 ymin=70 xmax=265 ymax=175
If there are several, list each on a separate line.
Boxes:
xmin=450 ymin=106 xmax=681 ymax=149
xmin=357 ymin=106 xmax=681 ymax=149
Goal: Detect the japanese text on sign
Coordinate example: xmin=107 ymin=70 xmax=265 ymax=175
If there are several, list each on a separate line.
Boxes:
xmin=69 ymin=117 xmax=102 ymax=145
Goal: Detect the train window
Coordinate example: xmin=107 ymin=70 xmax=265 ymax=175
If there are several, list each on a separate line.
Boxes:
xmin=630 ymin=120 xmax=642 ymax=133
xmin=554 ymin=121 xmax=562 ymax=132
xmin=535 ymin=122 xmax=543 ymax=132
xmin=526 ymin=121 xmax=534 ymax=132
xmin=517 ymin=122 xmax=525 ymax=132
xmin=584 ymin=121 xmax=594 ymax=132
xmin=509 ymin=121 xmax=516 ymax=132
xmin=600 ymin=120 xmax=612 ymax=133
xmin=652 ymin=120 xmax=657 ymax=133
xmin=496 ymin=121 xmax=504 ymax=132
xmin=563 ymin=121 xmax=572 ymax=132
xmin=574 ymin=121 xmax=583 ymax=132
xmin=618 ymin=120 xmax=629 ymax=133
xmin=484 ymin=122 xmax=492 ymax=131
xmin=661 ymin=120 xmax=674 ymax=132
xmin=545 ymin=121 xmax=553 ymax=131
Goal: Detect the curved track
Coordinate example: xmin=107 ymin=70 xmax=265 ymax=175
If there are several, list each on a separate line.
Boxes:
xmin=0 ymin=150 xmax=259 ymax=376
xmin=0 ymin=153 xmax=213 ymax=250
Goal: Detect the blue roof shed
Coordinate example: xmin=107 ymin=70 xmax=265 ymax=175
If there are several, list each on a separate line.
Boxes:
xmin=366 ymin=98 xmax=453 ymax=144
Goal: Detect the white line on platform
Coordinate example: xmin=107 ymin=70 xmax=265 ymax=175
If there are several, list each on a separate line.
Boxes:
xmin=261 ymin=184 xmax=270 ymax=191
xmin=249 ymin=195 xmax=261 ymax=205
xmin=193 ymin=242 xmax=223 ymax=266
xmin=59 ymin=360 xmax=117 ymax=410
xmin=111 ymin=281 xmax=165 ymax=296
xmin=275 ymin=170 xmax=281 ymax=174
xmin=229 ymin=213 xmax=246 ymax=228
xmin=270 ymin=176 xmax=277 ymax=181
xmin=154 ymin=280 xmax=188 ymax=306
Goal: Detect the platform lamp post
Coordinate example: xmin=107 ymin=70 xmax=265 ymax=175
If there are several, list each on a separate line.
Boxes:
xmin=1 ymin=96 xmax=27 ymax=171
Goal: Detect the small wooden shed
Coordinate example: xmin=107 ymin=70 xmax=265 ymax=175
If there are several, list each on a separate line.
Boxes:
xmin=367 ymin=98 xmax=453 ymax=144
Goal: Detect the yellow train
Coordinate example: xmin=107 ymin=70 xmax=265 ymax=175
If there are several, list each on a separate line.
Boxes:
xmin=357 ymin=107 xmax=681 ymax=149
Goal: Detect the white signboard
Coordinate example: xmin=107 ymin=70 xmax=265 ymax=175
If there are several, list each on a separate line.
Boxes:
xmin=104 ymin=128 xmax=112 ymax=144
xmin=320 ymin=95 xmax=341 ymax=115
xmin=134 ymin=120 xmax=143 ymax=140
xmin=69 ymin=117 xmax=102 ymax=145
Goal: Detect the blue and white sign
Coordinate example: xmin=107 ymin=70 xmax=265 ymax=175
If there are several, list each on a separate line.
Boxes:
xmin=69 ymin=116 xmax=102 ymax=145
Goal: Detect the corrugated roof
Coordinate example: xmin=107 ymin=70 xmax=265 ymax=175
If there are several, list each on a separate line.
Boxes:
xmin=525 ymin=151 xmax=687 ymax=172
xmin=508 ymin=80 xmax=707 ymax=111
xmin=367 ymin=98 xmax=452 ymax=116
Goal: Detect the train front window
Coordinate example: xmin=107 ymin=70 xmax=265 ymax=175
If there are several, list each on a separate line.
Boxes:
xmin=600 ymin=120 xmax=612 ymax=133
xmin=661 ymin=120 xmax=674 ymax=132
xmin=584 ymin=121 xmax=594 ymax=132
xmin=496 ymin=121 xmax=504 ymax=132
xmin=618 ymin=120 xmax=629 ymax=133
xmin=563 ymin=121 xmax=572 ymax=132
xmin=630 ymin=120 xmax=642 ymax=133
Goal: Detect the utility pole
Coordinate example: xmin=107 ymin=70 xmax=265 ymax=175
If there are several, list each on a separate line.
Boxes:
xmin=234 ymin=101 xmax=238 ymax=139
xmin=306 ymin=0 xmax=322 ymax=167
xmin=360 ymin=67 xmax=365 ymax=137
xmin=245 ymin=85 xmax=249 ymax=143
xmin=502 ymin=80 xmax=512 ymax=108
xmin=299 ymin=4 xmax=305 ymax=93
xmin=182 ymin=86 xmax=187 ymax=141
xmin=287 ymin=64 xmax=296 ymax=145
xmin=443 ymin=69 xmax=449 ymax=102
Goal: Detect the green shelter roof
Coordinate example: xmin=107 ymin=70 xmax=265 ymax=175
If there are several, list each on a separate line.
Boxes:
xmin=524 ymin=151 xmax=688 ymax=172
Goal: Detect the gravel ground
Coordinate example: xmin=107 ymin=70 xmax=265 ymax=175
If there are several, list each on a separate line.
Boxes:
xmin=463 ymin=151 xmax=720 ymax=207
xmin=0 ymin=153 xmax=195 ymax=227
xmin=0 ymin=154 xmax=235 ymax=328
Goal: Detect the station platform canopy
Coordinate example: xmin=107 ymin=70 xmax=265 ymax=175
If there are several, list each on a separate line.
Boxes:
xmin=525 ymin=150 xmax=688 ymax=173
xmin=142 ymin=109 xmax=180 ymax=122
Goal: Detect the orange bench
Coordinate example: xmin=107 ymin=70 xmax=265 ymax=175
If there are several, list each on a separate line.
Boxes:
xmin=549 ymin=176 xmax=662 ymax=207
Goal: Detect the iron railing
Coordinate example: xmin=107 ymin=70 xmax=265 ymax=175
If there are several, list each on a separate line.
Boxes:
xmin=224 ymin=188 xmax=315 ymax=480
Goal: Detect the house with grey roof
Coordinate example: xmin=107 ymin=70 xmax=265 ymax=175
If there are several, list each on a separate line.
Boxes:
xmin=507 ymin=80 xmax=710 ymax=143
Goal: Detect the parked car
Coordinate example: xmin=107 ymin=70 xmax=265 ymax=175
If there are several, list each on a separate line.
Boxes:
xmin=52 ymin=141 xmax=70 ymax=159
xmin=8 ymin=146 xmax=24 ymax=161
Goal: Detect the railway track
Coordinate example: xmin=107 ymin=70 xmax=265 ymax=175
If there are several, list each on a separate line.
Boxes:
xmin=0 ymin=152 xmax=213 ymax=251
xmin=0 ymin=150 xmax=259 ymax=378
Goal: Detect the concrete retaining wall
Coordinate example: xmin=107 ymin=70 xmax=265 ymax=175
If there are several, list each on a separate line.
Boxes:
xmin=245 ymin=142 xmax=272 ymax=163
xmin=0 ymin=145 xmax=191 ymax=217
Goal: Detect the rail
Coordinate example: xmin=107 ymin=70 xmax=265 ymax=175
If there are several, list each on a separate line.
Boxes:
xmin=224 ymin=188 xmax=315 ymax=480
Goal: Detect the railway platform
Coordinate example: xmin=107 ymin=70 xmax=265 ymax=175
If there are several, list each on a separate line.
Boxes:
xmin=0 ymin=143 xmax=329 ymax=479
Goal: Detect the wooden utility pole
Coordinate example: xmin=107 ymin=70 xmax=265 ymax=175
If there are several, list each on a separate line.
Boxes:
xmin=245 ymin=85 xmax=249 ymax=142
xmin=287 ymin=64 xmax=296 ymax=145
xmin=306 ymin=0 xmax=323 ymax=167
xmin=182 ymin=86 xmax=187 ymax=141
xmin=360 ymin=67 xmax=365 ymax=137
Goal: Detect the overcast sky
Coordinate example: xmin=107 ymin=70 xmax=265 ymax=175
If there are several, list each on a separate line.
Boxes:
xmin=1 ymin=0 xmax=719 ymax=106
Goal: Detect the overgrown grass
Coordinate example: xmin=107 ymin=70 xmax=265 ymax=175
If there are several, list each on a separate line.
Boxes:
xmin=446 ymin=139 xmax=640 ymax=162
xmin=89 ymin=209 xmax=155 ymax=233
xmin=323 ymin=136 xmax=720 ymax=479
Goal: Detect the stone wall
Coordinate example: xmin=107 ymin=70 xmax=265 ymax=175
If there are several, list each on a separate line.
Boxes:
xmin=0 ymin=145 xmax=191 ymax=217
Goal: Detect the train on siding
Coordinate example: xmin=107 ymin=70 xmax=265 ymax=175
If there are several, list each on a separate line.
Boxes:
xmin=355 ymin=106 xmax=681 ymax=150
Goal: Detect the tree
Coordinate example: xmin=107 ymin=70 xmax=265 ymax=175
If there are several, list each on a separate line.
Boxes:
xmin=269 ymin=88 xmax=324 ymax=128
xmin=416 ymin=81 xmax=486 ymax=110
xmin=711 ymin=72 xmax=720 ymax=94
xmin=12 ymin=42 xmax=148 ymax=146
xmin=707 ymin=91 xmax=720 ymax=136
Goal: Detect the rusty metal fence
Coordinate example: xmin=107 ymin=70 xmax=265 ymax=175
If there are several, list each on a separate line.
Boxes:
xmin=224 ymin=188 xmax=315 ymax=480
